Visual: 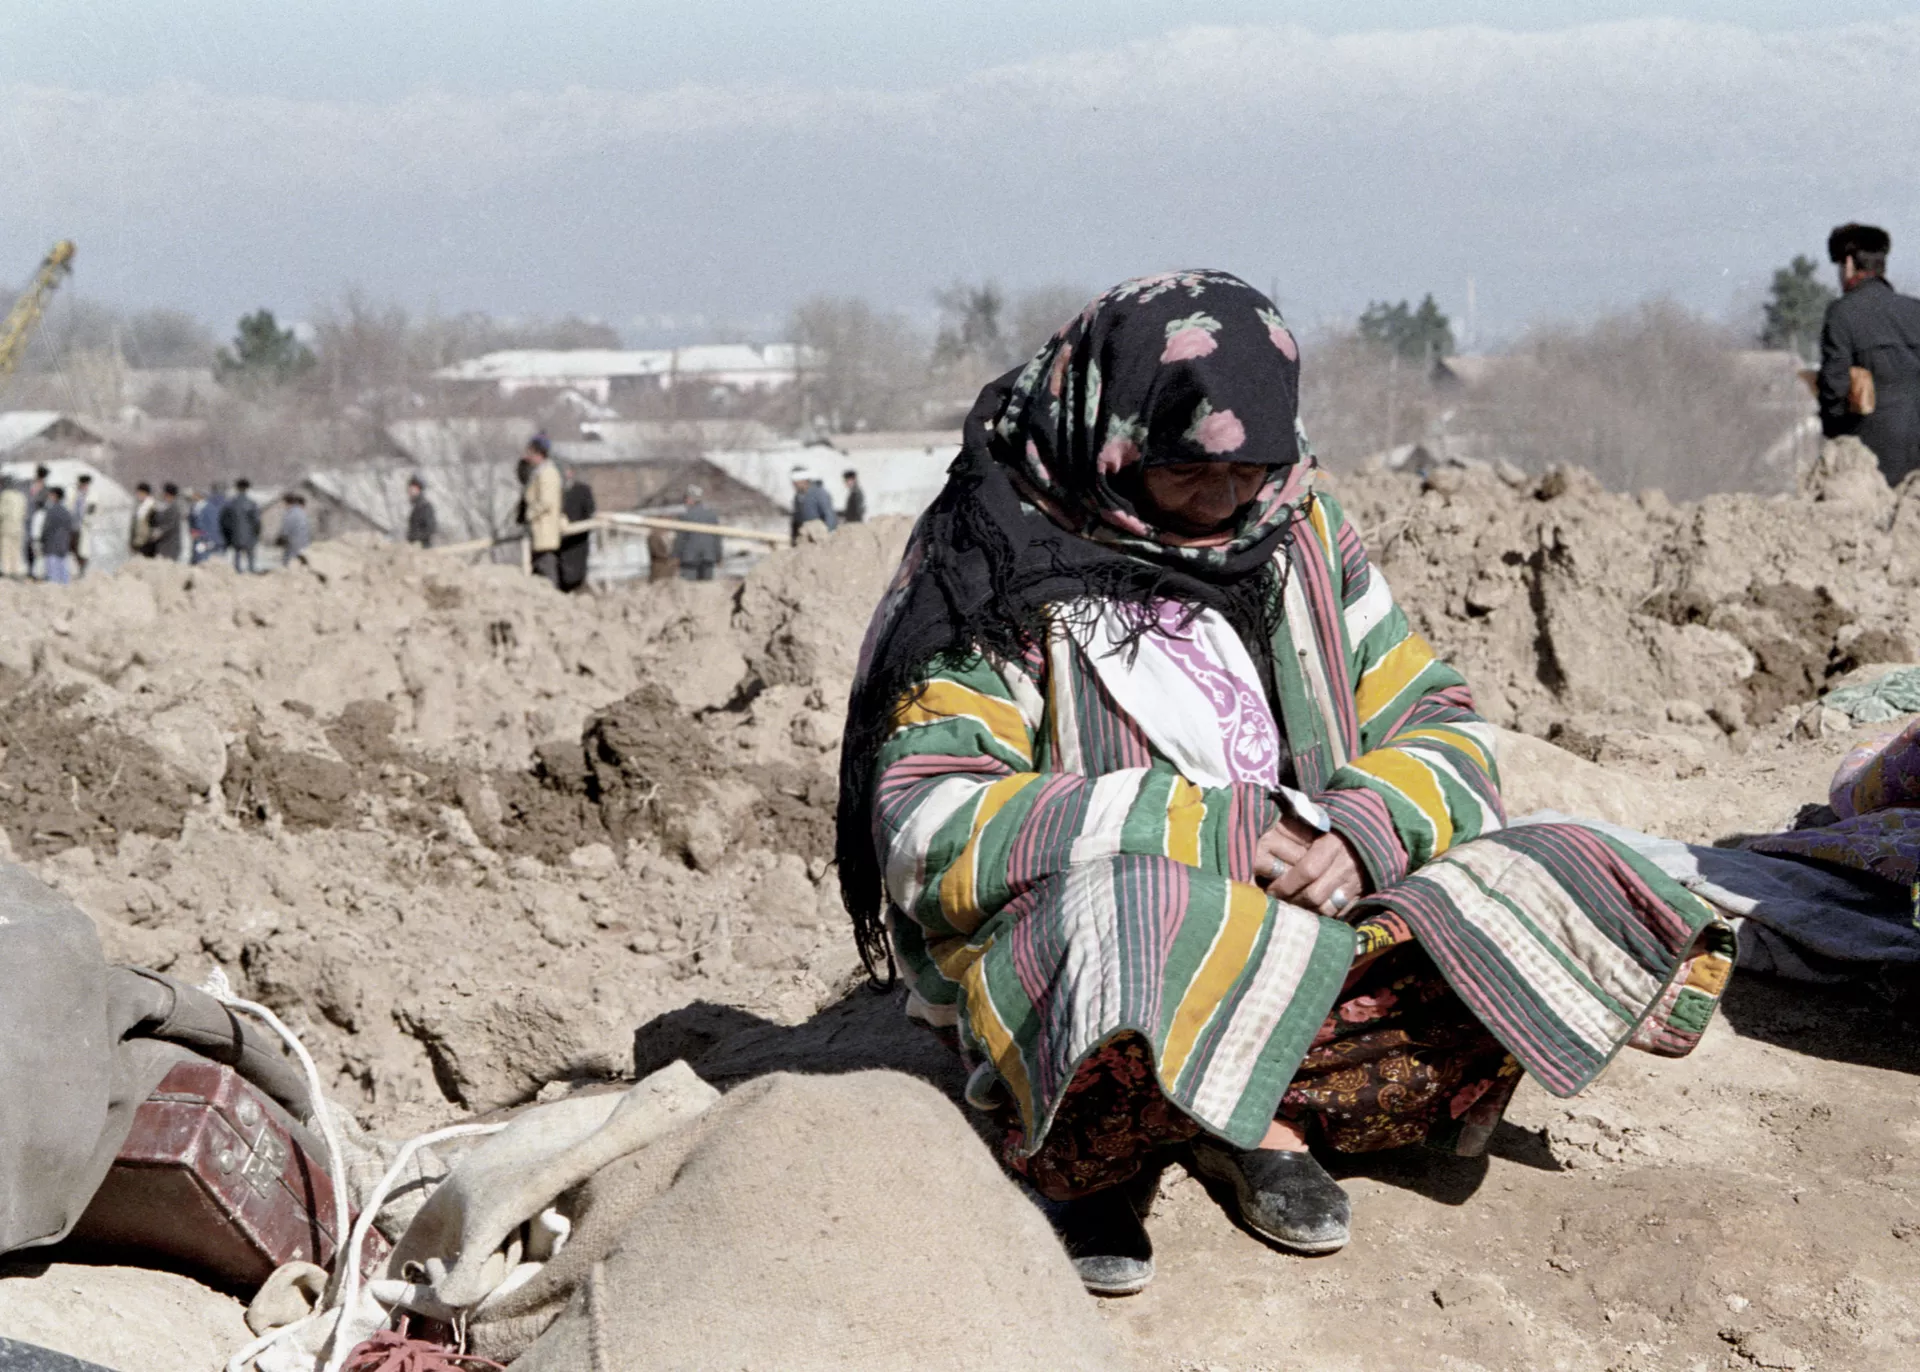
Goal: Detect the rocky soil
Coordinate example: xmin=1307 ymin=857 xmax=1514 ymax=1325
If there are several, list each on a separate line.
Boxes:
xmin=1 ymin=444 xmax=1916 ymax=1371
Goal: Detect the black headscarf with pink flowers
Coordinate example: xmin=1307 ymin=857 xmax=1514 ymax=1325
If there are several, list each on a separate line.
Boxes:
xmin=837 ymin=270 xmax=1315 ymax=981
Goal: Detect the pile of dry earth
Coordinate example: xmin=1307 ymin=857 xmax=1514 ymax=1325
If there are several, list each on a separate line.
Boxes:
xmin=1 ymin=447 xmax=1916 ymax=1371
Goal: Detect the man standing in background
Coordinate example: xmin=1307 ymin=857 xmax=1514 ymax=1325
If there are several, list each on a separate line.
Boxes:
xmin=150 ymin=484 xmax=186 ymax=561
xmin=674 ymin=484 xmax=721 ymax=581
xmin=0 ymin=477 xmax=25 ymax=579
xmin=192 ymin=483 xmax=228 ymax=564
xmin=38 ymin=487 xmax=74 ymax=585
xmin=129 ymin=482 xmax=156 ymax=557
xmin=24 ymin=466 xmax=47 ymax=578
xmin=221 ymin=478 xmax=262 ymax=573
xmin=522 ymin=435 xmax=565 ymax=586
xmin=71 ymin=473 xmax=95 ymax=577
xmin=558 ymin=465 xmax=597 ymax=592
xmin=276 ymin=492 xmax=312 ymax=566
xmin=1819 ymin=222 xmax=1920 ymax=487
xmin=841 ymin=468 xmax=867 ymax=524
xmin=406 ymin=475 xmax=437 ymax=548
xmin=788 ymin=465 xmax=837 ymax=544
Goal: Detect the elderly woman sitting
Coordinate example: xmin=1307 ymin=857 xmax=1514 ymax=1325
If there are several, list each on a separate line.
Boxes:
xmin=836 ymin=271 xmax=1734 ymax=1294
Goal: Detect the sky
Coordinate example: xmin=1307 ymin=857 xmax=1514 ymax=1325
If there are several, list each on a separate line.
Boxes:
xmin=5 ymin=2 xmax=1920 ymax=346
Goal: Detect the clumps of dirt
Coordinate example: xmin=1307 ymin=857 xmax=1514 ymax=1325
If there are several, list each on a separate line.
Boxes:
xmin=1329 ymin=438 xmax=1920 ymax=769
xmin=581 ymin=683 xmax=728 ymax=850
xmin=213 ymin=680 xmax=840 ymax=886
xmin=1644 ymin=581 xmax=1858 ymax=725
xmin=0 ymin=682 xmax=200 ymax=857
xmin=573 ymin=684 xmax=839 ymax=866
xmin=225 ymin=732 xmax=357 ymax=829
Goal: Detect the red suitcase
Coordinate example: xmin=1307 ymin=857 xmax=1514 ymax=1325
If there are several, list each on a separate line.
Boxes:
xmin=66 ymin=1057 xmax=388 ymax=1288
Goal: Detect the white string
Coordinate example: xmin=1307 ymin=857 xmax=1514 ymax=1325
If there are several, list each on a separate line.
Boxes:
xmin=200 ymin=968 xmax=509 ymax=1371
xmin=200 ymin=968 xmax=351 ymax=1279
xmin=317 ymin=1121 xmax=508 ymax=1372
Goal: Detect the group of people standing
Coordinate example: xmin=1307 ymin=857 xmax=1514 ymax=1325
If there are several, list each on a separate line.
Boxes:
xmin=0 ymin=466 xmax=93 ymax=584
xmin=517 ymin=435 xmax=597 ymax=592
xmin=127 ymin=479 xmax=309 ymax=572
xmin=788 ymin=464 xmax=864 ymax=544
xmin=642 ymin=462 xmax=866 ymax=583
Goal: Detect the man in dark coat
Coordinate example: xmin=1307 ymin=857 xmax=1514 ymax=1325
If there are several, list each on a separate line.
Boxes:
xmin=38 ymin=487 xmax=74 ymax=585
xmin=150 ymin=483 xmax=186 ymax=561
xmin=1819 ymin=222 xmax=1920 ymax=487
xmin=220 ymin=478 xmax=263 ymax=573
xmin=673 ymin=484 xmax=722 ymax=580
xmin=192 ymin=483 xmax=228 ymax=563
xmin=558 ymin=466 xmax=596 ymax=592
xmin=842 ymin=468 xmax=867 ymax=523
xmin=24 ymin=465 xmax=47 ymax=577
xmin=406 ymin=476 xmax=438 ymax=548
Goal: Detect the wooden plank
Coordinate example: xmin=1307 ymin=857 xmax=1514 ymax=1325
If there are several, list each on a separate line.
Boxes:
xmin=600 ymin=512 xmax=785 ymax=545
xmin=431 ymin=512 xmax=783 ymax=556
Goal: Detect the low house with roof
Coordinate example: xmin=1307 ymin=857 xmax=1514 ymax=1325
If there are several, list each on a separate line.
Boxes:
xmin=0 ymin=411 xmax=108 ymax=461
xmin=433 ymin=345 xmax=818 ymax=408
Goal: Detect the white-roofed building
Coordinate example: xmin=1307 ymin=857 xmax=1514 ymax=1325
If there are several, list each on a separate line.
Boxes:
xmin=433 ymin=345 xmax=818 ymax=406
xmin=0 ymin=411 xmax=107 ymax=456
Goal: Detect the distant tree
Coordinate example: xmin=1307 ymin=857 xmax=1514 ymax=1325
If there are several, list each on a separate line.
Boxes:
xmin=1358 ymin=294 xmax=1455 ymax=363
xmin=215 ymin=309 xmax=315 ymax=385
xmin=309 ymin=290 xmax=413 ymax=402
xmin=790 ymin=295 xmax=928 ymax=432
xmin=1007 ymin=284 xmax=1093 ymax=361
xmin=1759 ymin=254 xmax=1834 ymax=362
xmin=933 ymin=281 xmax=1010 ymax=370
xmin=124 ymin=308 xmax=217 ymax=368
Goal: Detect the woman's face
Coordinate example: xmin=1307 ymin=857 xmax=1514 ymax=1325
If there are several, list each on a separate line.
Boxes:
xmin=1136 ymin=462 xmax=1272 ymax=537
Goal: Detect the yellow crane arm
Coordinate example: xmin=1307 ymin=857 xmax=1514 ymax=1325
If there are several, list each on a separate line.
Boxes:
xmin=0 ymin=240 xmax=77 ymax=377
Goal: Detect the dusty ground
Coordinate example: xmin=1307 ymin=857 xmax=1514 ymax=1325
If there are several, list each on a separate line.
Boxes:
xmin=1 ymin=446 xmax=1916 ymax=1370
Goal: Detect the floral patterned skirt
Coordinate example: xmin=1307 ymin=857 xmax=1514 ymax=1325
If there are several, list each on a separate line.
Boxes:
xmin=996 ymin=917 xmax=1522 ymax=1200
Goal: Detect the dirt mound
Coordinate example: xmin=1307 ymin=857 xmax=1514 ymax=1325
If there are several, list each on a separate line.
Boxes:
xmin=5 ymin=466 xmax=1919 ymax=1371
xmin=1329 ymin=439 xmax=1919 ymax=774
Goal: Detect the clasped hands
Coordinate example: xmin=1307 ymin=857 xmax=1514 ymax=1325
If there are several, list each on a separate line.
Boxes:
xmin=1253 ymin=814 xmax=1368 ymax=920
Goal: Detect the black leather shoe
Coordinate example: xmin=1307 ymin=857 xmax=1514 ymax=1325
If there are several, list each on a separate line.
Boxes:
xmin=1189 ymin=1140 xmax=1351 ymax=1254
xmin=1040 ymin=1185 xmax=1156 ymax=1296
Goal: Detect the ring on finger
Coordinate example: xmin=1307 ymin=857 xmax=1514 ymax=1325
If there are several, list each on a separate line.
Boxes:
xmin=1266 ymin=857 xmax=1289 ymax=881
xmin=1328 ymin=887 xmax=1350 ymax=913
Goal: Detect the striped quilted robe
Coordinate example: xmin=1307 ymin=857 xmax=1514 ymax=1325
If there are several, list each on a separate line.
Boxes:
xmin=871 ymin=486 xmax=1734 ymax=1154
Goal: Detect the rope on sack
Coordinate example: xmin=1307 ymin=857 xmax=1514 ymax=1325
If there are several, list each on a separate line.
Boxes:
xmin=202 ymin=966 xmax=509 ymax=1372
xmin=318 ymin=1121 xmax=508 ymax=1372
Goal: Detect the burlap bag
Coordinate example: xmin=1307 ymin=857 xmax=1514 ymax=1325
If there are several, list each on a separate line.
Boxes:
xmin=476 ymin=1069 xmax=1127 ymax=1372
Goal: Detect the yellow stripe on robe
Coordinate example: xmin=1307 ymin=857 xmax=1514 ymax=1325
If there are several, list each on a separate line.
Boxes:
xmin=1396 ymin=725 xmax=1493 ymax=775
xmin=938 ymin=773 xmax=1037 ymax=933
xmin=930 ymin=932 xmax=989 ymax=984
xmin=1348 ymin=747 xmax=1455 ymax=853
xmin=1353 ymin=633 xmax=1436 ymax=725
xmin=895 ymin=680 xmax=1033 ymax=762
xmin=1159 ymin=880 xmax=1270 ymax=1086
xmin=960 ymin=952 xmax=1036 ymax=1126
xmin=1166 ymin=777 xmax=1207 ymax=868
xmin=1306 ymin=490 xmax=1336 ymax=555
xmin=1686 ymin=949 xmax=1732 ymax=996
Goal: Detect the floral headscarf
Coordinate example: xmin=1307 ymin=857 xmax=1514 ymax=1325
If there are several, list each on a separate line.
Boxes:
xmin=838 ymin=269 xmax=1315 ymax=980
xmin=991 ymin=269 xmax=1312 ymax=573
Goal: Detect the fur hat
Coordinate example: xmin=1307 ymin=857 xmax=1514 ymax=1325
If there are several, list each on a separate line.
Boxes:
xmin=1828 ymin=222 xmax=1891 ymax=264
